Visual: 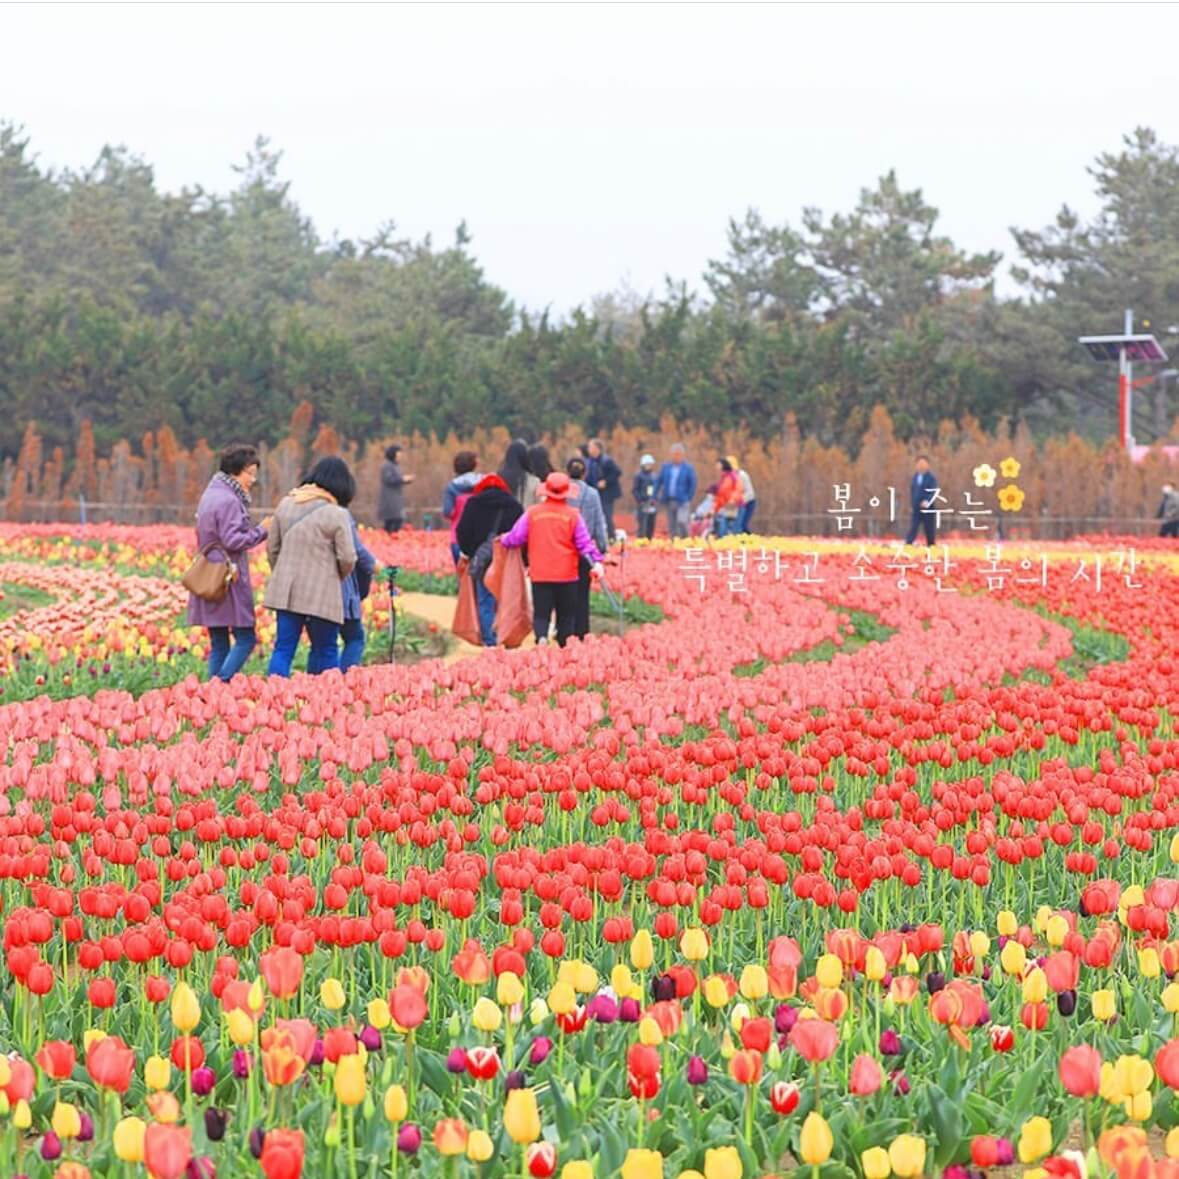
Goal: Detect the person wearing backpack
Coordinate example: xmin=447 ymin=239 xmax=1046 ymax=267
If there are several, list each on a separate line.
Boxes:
xmin=455 ymin=473 xmax=524 ymax=646
xmin=335 ymin=514 xmax=376 ymax=671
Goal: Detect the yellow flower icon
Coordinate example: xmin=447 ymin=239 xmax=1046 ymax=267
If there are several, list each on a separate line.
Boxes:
xmin=1000 ymin=456 xmax=1021 ymax=479
xmin=998 ymin=485 xmax=1025 ymax=513
xmin=972 ymin=463 xmax=997 ymax=488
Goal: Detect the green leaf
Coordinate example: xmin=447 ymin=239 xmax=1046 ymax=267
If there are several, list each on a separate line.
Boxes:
xmin=924 ymin=1083 xmax=964 ymax=1167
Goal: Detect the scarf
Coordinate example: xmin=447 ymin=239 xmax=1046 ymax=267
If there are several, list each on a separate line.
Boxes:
xmin=288 ymin=484 xmax=338 ymax=506
xmin=213 ymin=470 xmax=251 ymax=511
xmin=473 ymin=474 xmax=511 ymax=496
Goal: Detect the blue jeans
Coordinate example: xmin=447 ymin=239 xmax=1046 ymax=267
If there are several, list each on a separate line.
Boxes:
xmin=339 ymin=617 xmax=366 ymax=671
xmin=715 ymin=515 xmax=738 ymax=537
xmin=737 ymin=500 xmax=756 ymax=533
xmin=207 ymin=627 xmax=256 ymax=681
xmin=475 ymin=577 xmax=497 ymax=646
xmin=268 ymin=611 xmax=341 ymax=677
xmin=450 ymin=542 xmax=462 ymax=566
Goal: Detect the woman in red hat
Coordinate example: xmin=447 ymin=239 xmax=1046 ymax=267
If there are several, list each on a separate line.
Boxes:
xmin=498 ymin=471 xmax=604 ymax=647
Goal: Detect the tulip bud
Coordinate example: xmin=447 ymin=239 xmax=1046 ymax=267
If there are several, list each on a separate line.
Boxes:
xmin=321 ymin=978 xmax=346 ymax=1010
xmin=968 ymin=930 xmax=990 ymax=959
xmin=78 ymin=1112 xmax=94 ymax=1142
xmin=862 ymin=1146 xmax=891 ymax=1179
xmin=473 ymin=996 xmax=503 ymax=1033
xmin=766 ymin=1042 xmax=782 ymax=1070
xmin=799 ymin=1112 xmax=833 ymax=1165
xmin=774 ymin=1004 xmax=797 ymax=1035
xmin=384 ymin=1084 xmax=408 ymax=1123
xmin=498 ymin=972 xmax=525 ymax=1008
xmin=880 ymin=1029 xmax=902 ymax=1056
xmin=204 ymin=1109 xmax=227 ymax=1142
xmin=447 ymin=1013 xmax=462 ymax=1039
xmin=232 ymin=1049 xmax=252 ymax=1079
xmin=324 ymin=1114 xmax=341 ymax=1148
xmin=504 ymin=1087 xmax=542 ymax=1144
xmin=815 ymin=954 xmax=842 ymax=990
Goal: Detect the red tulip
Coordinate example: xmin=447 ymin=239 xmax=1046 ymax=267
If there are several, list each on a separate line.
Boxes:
xmin=849 ymin=1053 xmax=883 ymax=1096
xmin=260 ymin=1128 xmax=305 ymax=1179
xmin=86 ymin=1035 xmax=135 ymax=1093
xmin=260 ymin=947 xmax=304 ymax=1000
xmin=144 ymin=1123 xmax=192 ymax=1179
xmin=1156 ymin=1039 xmax=1179 ymax=1090
xmin=789 ymin=1019 xmax=838 ymax=1063
xmin=35 ymin=1040 xmax=76 ymax=1081
xmin=729 ymin=1049 xmax=763 ymax=1085
xmin=528 ymin=1143 xmax=558 ymax=1178
xmin=390 ymin=984 xmax=427 ymax=1030
xmin=770 ymin=1080 xmax=800 ymax=1115
xmin=1060 ymin=1045 xmax=1102 ymax=1098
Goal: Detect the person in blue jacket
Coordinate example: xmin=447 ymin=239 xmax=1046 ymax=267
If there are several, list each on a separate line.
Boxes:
xmin=904 ymin=455 xmax=939 ymax=547
xmin=655 ymin=443 xmax=697 ymax=540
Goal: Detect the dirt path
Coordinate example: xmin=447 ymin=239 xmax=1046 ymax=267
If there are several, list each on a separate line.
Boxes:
xmin=395 ymin=591 xmax=537 ymax=664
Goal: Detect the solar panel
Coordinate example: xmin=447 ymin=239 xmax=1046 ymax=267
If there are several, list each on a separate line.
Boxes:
xmin=1078 ymin=334 xmax=1169 ymax=362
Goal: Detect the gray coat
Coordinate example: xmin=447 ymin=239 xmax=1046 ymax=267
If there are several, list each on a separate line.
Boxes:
xmin=187 ymin=476 xmax=268 ymax=630
xmin=569 ymin=479 xmax=609 ymax=552
xmin=378 ymin=460 xmax=406 ymax=522
xmin=263 ymin=494 xmax=357 ymax=625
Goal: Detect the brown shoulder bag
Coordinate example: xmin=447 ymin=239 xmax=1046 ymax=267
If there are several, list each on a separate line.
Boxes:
xmin=183 ymin=542 xmax=238 ymax=602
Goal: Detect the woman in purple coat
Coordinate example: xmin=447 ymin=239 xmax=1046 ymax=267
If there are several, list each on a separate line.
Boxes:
xmin=188 ymin=444 xmax=271 ymax=680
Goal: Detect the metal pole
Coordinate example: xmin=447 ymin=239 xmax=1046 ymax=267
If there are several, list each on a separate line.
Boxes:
xmin=1123 ymin=308 xmax=1134 ymax=451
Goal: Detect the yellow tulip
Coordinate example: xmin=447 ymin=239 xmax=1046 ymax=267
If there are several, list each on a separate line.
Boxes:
xmin=548 ymin=981 xmax=576 ymax=1016
xmin=1000 ymin=940 xmax=1026 ymax=977
xmin=862 ymin=1147 xmax=891 ymax=1179
xmin=800 ymin=1112 xmax=833 ymax=1164
xmin=0 ymin=1057 xmax=9 ymax=1088
xmin=1100 ymin=1061 xmax=1119 ymax=1104
xmin=680 ymin=928 xmax=709 ymax=961
xmin=144 ymin=1055 xmax=171 ymax=1091
xmin=1092 ymin=989 xmax=1117 ymax=1021
xmin=248 ymin=978 xmax=265 ymax=1013
xmin=703 ymin=975 xmax=731 ymax=1008
xmin=1170 ymin=833 xmax=1179 ymax=864
xmin=52 ymin=1101 xmax=81 ymax=1140
xmin=473 ymin=997 xmax=503 ymax=1033
xmin=1021 ymin=967 xmax=1048 ymax=1004
xmin=1045 ymin=916 xmax=1068 ymax=948
xmin=1139 ymin=948 xmax=1162 ymax=979
xmin=703 ymin=1146 xmax=742 ymax=1179
xmin=529 ymin=998 xmax=549 ymax=1025
xmin=384 ymin=1084 xmax=408 ymax=1122
xmin=467 ymin=1129 xmax=495 ymax=1162
xmin=1163 ymin=984 xmax=1179 ymax=1014
xmin=227 ymin=1008 xmax=255 ymax=1046
xmin=368 ymin=998 xmax=392 ymax=1029
xmin=815 ymin=954 xmax=843 ymax=990
xmin=638 ymin=1016 xmax=664 ymax=1046
xmin=171 ymin=981 xmax=200 ymax=1033
xmin=888 ymin=1135 xmax=926 ymax=1179
xmin=621 ymin=1149 xmax=664 ymax=1179
xmin=321 ymin=978 xmax=346 ymax=1010
xmin=574 ymin=962 xmax=597 ymax=993
xmin=968 ymin=931 xmax=990 ymax=959
xmin=630 ymin=930 xmax=654 ymax=971
xmin=1165 ymin=1127 xmax=1179 ymax=1158
xmin=83 ymin=1029 xmax=106 ymax=1052
xmin=1034 ymin=905 xmax=1052 ymax=933
xmin=504 ymin=1087 xmax=541 ymax=1144
xmin=1126 ymin=1091 xmax=1153 ymax=1122
xmin=611 ymin=964 xmax=637 ymax=998
xmin=563 ymin=1164 xmax=594 ymax=1179
xmin=729 ymin=1003 xmax=751 ymax=1033
xmin=334 ymin=1054 xmax=367 ymax=1107
xmin=739 ymin=964 xmax=768 ymax=1000
xmin=12 ymin=1099 xmax=30 ymax=1130
xmin=1018 ymin=1116 xmax=1052 ymax=1164
xmin=902 ymin=953 xmax=920 ymax=975
xmin=864 ymin=946 xmax=886 ymax=981
xmin=113 ymin=1115 xmax=146 ymax=1163
xmin=497 ymin=972 xmax=525 ymax=1007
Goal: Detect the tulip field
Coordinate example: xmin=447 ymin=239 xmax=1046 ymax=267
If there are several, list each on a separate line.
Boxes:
xmin=7 ymin=524 xmax=1179 ymax=1179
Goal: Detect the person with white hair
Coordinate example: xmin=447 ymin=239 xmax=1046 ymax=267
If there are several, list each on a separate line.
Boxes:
xmin=655 ymin=443 xmax=697 ymax=540
xmin=633 ymin=453 xmax=658 ymax=540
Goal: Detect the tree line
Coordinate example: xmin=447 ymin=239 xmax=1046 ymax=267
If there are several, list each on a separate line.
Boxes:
xmin=3 ymin=123 xmax=1179 ymax=459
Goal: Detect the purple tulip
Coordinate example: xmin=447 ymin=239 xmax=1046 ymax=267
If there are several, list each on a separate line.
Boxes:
xmin=233 ymin=1050 xmax=252 ymax=1079
xmin=686 ymin=1055 xmax=708 ymax=1085
xmin=619 ymin=997 xmax=641 ymax=1023
xmin=587 ymin=993 xmax=618 ymax=1024
xmin=976 ymin=1004 xmax=991 ymax=1027
xmin=41 ymin=1132 xmax=62 ymax=1161
xmin=891 ymin=1070 xmax=911 ymax=1096
xmin=529 ymin=1036 xmax=553 ymax=1065
xmin=192 ymin=1066 xmax=216 ymax=1096
xmin=398 ymin=1124 xmax=423 ymax=1155
xmin=925 ymin=971 xmax=946 ymax=994
xmin=773 ymin=1004 xmax=798 ymax=1035
xmin=205 ymin=1108 xmax=228 ymax=1142
xmin=78 ymin=1112 xmax=95 ymax=1142
xmin=446 ymin=1047 xmax=469 ymax=1074
xmin=944 ymin=1166 xmax=971 ymax=1179
xmin=309 ymin=1039 xmax=325 ymax=1067
xmin=249 ymin=1127 xmax=265 ymax=1159
xmin=505 ymin=1070 xmax=526 ymax=1091
xmin=359 ymin=1025 xmax=382 ymax=1052
xmin=187 ymin=1158 xmax=216 ymax=1179
xmin=879 ymin=1029 xmax=902 ymax=1056
xmin=996 ymin=1139 xmax=1015 ymax=1166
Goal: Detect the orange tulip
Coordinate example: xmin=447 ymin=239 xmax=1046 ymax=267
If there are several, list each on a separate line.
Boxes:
xmin=86 ymin=1036 xmax=135 ymax=1094
xmin=390 ymin=984 xmax=428 ymax=1030
xmin=1043 ymin=951 xmax=1080 ymax=994
xmin=848 ymin=1054 xmax=883 ymax=1096
xmin=260 ymin=1128 xmax=305 ymax=1179
xmin=35 ymin=1040 xmax=76 ymax=1081
xmin=1158 ymin=1040 xmax=1179 ymax=1090
xmin=789 ymin=1019 xmax=838 ymax=1064
xmin=260 ymin=1028 xmax=306 ymax=1087
xmin=434 ymin=1118 xmax=470 ymax=1156
xmin=729 ymin=1049 xmax=763 ymax=1085
xmin=452 ymin=940 xmax=491 ymax=986
xmin=1059 ymin=1045 xmax=1101 ymax=1098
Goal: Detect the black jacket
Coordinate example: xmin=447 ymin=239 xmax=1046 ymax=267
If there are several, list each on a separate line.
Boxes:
xmin=599 ymin=455 xmax=622 ymax=500
xmin=455 ymin=485 xmax=524 ymax=558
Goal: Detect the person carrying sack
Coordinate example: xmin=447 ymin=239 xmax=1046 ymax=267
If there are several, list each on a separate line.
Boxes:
xmin=498 ymin=471 xmax=603 ymax=648
xmin=455 ymin=474 xmax=524 ymax=646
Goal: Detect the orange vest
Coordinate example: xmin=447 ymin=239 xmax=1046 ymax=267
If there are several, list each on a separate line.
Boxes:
xmin=526 ymin=501 xmax=581 ymax=582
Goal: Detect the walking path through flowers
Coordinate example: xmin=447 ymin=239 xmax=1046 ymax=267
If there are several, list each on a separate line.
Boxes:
xmin=0 ymin=525 xmax=1178 ymax=1179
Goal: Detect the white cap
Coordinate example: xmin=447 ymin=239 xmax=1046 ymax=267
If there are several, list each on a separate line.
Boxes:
xmin=640 ymin=453 xmax=655 ymax=466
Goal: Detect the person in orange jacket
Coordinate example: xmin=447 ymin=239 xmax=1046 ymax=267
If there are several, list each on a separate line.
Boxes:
xmin=498 ymin=471 xmax=604 ymax=647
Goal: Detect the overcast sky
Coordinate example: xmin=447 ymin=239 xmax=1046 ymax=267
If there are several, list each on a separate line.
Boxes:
xmin=4 ymin=3 xmax=1177 ymax=314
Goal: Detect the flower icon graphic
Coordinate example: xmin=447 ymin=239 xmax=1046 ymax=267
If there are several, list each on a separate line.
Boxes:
xmin=972 ymin=464 xmax=997 ymax=489
xmin=998 ymin=485 xmax=1025 ymax=512
xmin=999 ymin=456 xmax=1021 ymax=479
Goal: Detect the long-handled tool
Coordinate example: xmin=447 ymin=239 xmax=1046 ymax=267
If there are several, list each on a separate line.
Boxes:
xmin=384 ymin=565 xmax=400 ymax=661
